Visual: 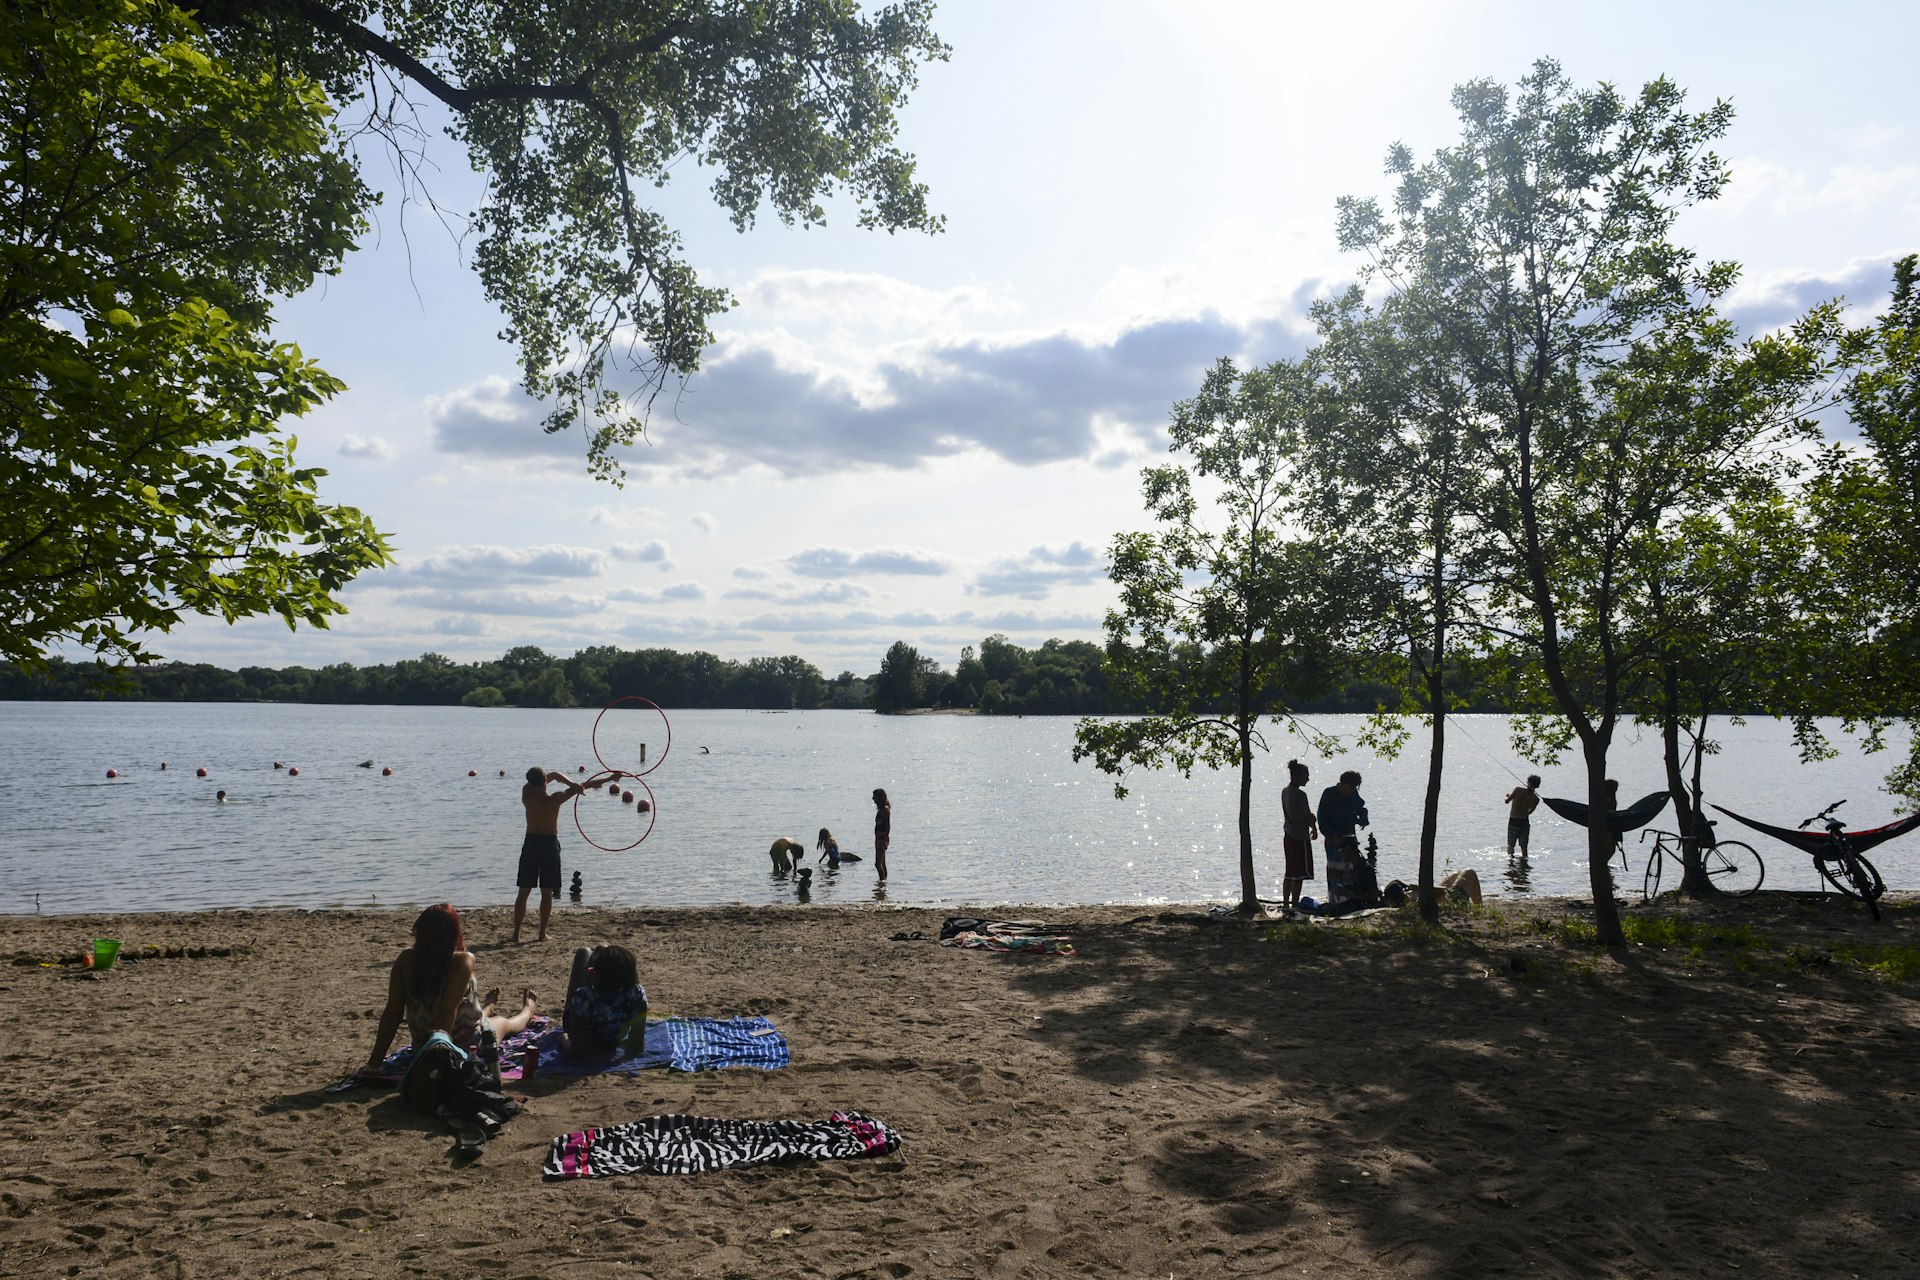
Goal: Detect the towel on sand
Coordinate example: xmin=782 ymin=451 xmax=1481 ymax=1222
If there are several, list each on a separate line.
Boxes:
xmin=376 ymin=1015 xmax=789 ymax=1079
xmin=543 ymin=1110 xmax=901 ymax=1178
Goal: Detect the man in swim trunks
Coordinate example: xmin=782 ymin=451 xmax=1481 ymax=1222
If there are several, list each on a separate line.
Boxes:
xmin=1504 ymin=774 xmax=1542 ymax=858
xmin=517 ymin=767 xmax=605 ymax=943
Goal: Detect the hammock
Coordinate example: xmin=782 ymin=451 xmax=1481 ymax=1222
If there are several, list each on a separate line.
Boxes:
xmin=1708 ymin=805 xmax=1920 ymax=857
xmin=1541 ymin=791 xmax=1671 ymax=835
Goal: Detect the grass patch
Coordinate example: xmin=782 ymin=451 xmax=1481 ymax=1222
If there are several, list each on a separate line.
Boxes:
xmin=1825 ymin=942 xmax=1920 ymax=982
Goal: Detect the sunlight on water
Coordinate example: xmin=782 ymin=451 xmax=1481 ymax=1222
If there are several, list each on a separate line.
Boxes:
xmin=0 ymin=703 xmax=1910 ymax=914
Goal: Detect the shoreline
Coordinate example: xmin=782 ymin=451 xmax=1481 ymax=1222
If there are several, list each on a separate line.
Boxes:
xmin=6 ymin=885 xmax=1911 ymax=924
xmin=6 ymin=897 xmax=1917 ymax=1277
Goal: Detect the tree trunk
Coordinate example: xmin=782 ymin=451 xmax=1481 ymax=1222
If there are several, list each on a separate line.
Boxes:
xmin=1657 ymin=662 xmax=1709 ymax=895
xmin=1583 ymin=741 xmax=1624 ymax=943
xmin=1417 ymin=498 xmax=1449 ymax=924
xmin=1237 ymin=718 xmax=1257 ymax=912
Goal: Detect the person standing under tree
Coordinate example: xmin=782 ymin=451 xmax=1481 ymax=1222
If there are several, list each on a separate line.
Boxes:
xmin=1316 ymin=770 xmax=1371 ymax=905
xmin=872 ymin=788 xmax=891 ymax=880
xmin=516 ymin=766 xmax=608 ymax=943
xmin=1504 ymin=774 xmax=1542 ymax=858
xmin=1281 ymin=760 xmax=1318 ymax=912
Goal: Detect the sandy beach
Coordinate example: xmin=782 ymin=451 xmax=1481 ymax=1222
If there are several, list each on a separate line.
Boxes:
xmin=4 ymin=894 xmax=1918 ymax=1278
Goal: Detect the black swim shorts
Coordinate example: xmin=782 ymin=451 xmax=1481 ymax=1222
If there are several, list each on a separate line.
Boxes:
xmin=517 ymin=833 xmax=563 ymax=892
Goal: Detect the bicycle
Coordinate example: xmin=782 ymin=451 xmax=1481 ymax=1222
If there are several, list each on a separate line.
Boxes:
xmin=1801 ymin=801 xmax=1888 ymax=922
xmin=1638 ymin=820 xmax=1764 ymax=902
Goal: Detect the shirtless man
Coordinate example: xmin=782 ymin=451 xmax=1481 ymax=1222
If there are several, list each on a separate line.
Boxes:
xmin=516 ymin=767 xmax=608 ymax=943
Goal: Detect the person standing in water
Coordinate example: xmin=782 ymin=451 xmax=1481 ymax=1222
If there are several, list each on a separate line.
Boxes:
xmin=516 ymin=766 xmax=608 ymax=944
xmin=1280 ymin=760 xmax=1318 ymax=912
xmin=1504 ymin=774 xmax=1542 ymax=858
xmin=872 ymin=788 xmax=891 ymax=880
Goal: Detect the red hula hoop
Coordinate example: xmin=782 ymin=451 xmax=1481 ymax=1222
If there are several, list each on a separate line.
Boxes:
xmin=574 ymin=773 xmax=656 ymax=852
xmin=592 ymin=695 xmax=671 ymax=778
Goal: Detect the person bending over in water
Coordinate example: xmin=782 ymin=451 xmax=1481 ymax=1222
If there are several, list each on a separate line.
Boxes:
xmin=768 ymin=836 xmax=807 ymax=874
xmin=560 ymin=944 xmax=648 ymax=1063
xmin=361 ymin=903 xmax=535 ymax=1075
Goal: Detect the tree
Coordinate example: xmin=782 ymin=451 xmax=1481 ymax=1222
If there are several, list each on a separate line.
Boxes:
xmin=518 ymin=665 xmax=576 ymax=709
xmin=1806 ymin=255 xmax=1920 ymax=803
xmin=2 ymin=0 xmax=393 ymax=667
xmin=193 ymin=0 xmax=948 ymax=477
xmin=1303 ymin=289 xmax=1504 ymax=921
xmin=1637 ymin=493 xmax=1815 ymax=893
xmin=872 ymin=640 xmax=922 ymax=713
xmin=1074 ymin=359 xmax=1357 ymax=913
xmin=1338 ymin=61 xmax=1833 ymax=943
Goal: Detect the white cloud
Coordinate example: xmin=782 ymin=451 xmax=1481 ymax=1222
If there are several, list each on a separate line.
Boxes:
xmin=969 ymin=541 xmax=1109 ymax=600
xmin=610 ymin=540 xmax=674 ymax=570
xmin=786 ymin=546 xmax=953 ymax=579
xmin=393 ymin=589 xmax=607 ymax=618
xmin=380 ymin=544 xmax=607 ymax=586
xmin=610 ymin=582 xmax=708 ymax=604
xmin=689 ymin=512 xmax=716 ymax=534
xmin=724 ymin=580 xmax=873 ymax=606
xmin=339 ymin=434 xmax=393 ymax=460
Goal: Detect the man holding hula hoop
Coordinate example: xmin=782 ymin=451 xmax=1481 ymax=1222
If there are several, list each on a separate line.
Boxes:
xmin=516 ymin=767 xmax=609 ymax=943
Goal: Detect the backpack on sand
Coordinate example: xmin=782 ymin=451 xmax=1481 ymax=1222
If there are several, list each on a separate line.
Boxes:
xmin=399 ymin=1032 xmax=519 ymax=1142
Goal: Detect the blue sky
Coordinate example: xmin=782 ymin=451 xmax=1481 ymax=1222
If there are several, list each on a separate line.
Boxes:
xmin=155 ymin=0 xmax=1919 ymax=678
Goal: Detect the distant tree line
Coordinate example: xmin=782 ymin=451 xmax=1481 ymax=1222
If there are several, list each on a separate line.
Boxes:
xmin=0 ymin=633 xmax=1455 ymax=714
xmin=0 ymin=644 xmax=843 ymax=711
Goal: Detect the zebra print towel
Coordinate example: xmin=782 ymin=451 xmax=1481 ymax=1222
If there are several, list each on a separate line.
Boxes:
xmin=542 ymin=1111 xmax=901 ymax=1179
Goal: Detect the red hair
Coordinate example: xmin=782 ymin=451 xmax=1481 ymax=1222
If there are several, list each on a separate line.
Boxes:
xmin=410 ymin=903 xmax=464 ymax=999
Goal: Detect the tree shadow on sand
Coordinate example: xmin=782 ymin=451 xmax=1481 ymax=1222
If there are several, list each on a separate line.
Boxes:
xmin=999 ymin=897 xmax=1920 ymax=1278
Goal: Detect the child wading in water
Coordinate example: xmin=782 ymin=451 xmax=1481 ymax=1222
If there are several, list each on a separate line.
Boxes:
xmin=872 ymin=788 xmax=891 ymax=880
xmin=816 ymin=827 xmax=862 ymax=868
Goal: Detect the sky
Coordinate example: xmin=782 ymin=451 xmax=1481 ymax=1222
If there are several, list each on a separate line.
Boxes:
xmin=144 ymin=0 xmax=1920 ymax=679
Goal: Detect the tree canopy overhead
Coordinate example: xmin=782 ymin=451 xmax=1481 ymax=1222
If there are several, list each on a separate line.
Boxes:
xmin=1 ymin=0 xmax=393 ymax=666
xmin=196 ymin=0 xmax=950 ymax=478
xmin=3 ymin=0 xmax=947 ymax=668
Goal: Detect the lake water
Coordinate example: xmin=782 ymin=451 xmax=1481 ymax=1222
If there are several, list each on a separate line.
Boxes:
xmin=2 ymin=702 xmax=1912 ymax=915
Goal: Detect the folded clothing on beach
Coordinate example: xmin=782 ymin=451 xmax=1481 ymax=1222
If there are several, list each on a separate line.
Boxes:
xmin=937 ymin=916 xmax=1076 ymax=955
xmin=377 ymin=1015 xmax=790 ymax=1079
xmin=543 ymin=1110 xmax=901 ymax=1179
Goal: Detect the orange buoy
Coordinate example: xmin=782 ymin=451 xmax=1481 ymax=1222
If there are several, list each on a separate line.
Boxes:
xmin=287 ymin=766 xmax=299 ymax=776
xmin=105 ymin=769 xmax=118 ymax=779
xmin=468 ymin=769 xmax=477 ymax=777
xmin=381 ymin=766 xmax=392 ymax=776
xmin=636 ymin=799 xmax=651 ymax=813
xmin=622 ymin=790 xmax=634 ymax=804
xmin=196 ymin=767 xmax=207 ymax=777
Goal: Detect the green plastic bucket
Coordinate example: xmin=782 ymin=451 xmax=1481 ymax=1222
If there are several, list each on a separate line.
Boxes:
xmin=91 ymin=939 xmax=122 ymax=970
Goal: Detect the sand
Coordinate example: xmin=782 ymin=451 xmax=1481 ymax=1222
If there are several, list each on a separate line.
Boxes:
xmin=4 ymin=894 xmax=1918 ymax=1279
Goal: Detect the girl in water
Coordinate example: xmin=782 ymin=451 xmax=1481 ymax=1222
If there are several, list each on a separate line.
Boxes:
xmin=360 ymin=903 xmax=535 ymax=1076
xmin=872 ymin=788 xmax=891 ymax=880
xmin=815 ymin=827 xmax=863 ymax=868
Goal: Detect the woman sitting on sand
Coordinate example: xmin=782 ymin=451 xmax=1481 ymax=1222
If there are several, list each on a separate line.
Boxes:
xmin=560 ymin=944 xmax=648 ymax=1062
xmin=360 ymin=903 xmax=535 ymax=1075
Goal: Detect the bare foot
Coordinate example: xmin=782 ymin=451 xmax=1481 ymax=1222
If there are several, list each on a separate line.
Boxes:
xmin=480 ymin=987 xmax=500 ymax=1015
xmin=518 ymin=988 xmax=537 ymax=1017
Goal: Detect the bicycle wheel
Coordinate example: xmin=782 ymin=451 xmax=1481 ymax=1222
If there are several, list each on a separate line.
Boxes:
xmin=1699 ymin=840 xmax=1763 ymax=896
xmin=1819 ymin=853 xmax=1886 ymax=919
xmin=1642 ymin=844 xmax=1664 ymax=902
